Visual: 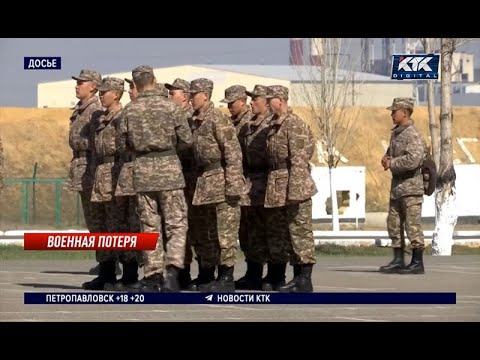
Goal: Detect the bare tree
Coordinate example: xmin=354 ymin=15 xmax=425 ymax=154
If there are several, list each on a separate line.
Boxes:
xmin=431 ymin=38 xmax=471 ymax=255
xmin=421 ymin=38 xmax=441 ymax=171
xmin=291 ymin=38 xmax=362 ymax=231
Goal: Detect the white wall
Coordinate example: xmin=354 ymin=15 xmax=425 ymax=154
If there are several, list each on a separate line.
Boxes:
xmin=290 ymin=82 xmax=414 ymax=107
xmin=37 ymin=65 xmax=290 ymax=109
xmin=310 ymin=166 xmax=366 ymax=221
xmin=422 ymin=164 xmax=480 ymax=217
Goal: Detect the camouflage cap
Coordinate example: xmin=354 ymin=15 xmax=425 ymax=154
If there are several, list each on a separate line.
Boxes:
xmin=97 ymin=77 xmax=125 ymax=92
xmin=387 ymin=97 xmax=415 ymax=111
xmin=72 ymin=69 xmax=102 ymax=86
xmin=155 ymin=83 xmax=169 ymax=97
xmin=124 ymin=78 xmax=134 ymax=86
xmin=220 ymin=85 xmax=247 ymax=103
xmin=266 ymin=85 xmax=289 ymax=100
xmin=188 ymin=78 xmax=214 ymax=94
xmin=246 ymin=84 xmax=268 ymax=98
xmin=164 ymin=78 xmax=190 ymax=92
xmin=132 ymin=65 xmax=154 ymax=81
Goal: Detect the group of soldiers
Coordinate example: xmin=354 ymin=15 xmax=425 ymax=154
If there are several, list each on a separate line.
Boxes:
xmin=0 ymin=69 xmax=428 ymax=292
xmin=68 ymin=66 xmax=318 ymax=293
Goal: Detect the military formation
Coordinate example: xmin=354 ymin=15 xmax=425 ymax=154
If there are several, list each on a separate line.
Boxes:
xmin=61 ymin=66 xmax=428 ymax=293
xmin=63 ymin=66 xmax=321 ymax=293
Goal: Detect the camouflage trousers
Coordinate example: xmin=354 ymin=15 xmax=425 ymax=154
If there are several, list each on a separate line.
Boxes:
xmin=183 ymin=180 xmax=195 ymax=266
xmin=387 ymin=196 xmax=424 ymax=249
xmin=79 ymin=190 xmax=101 ymax=232
xmin=286 ymin=199 xmax=316 ymax=265
xmin=136 ymin=189 xmax=188 ymax=278
xmin=80 ymin=191 xmax=113 ymax=263
xmin=265 ymin=207 xmax=291 ymax=264
xmin=194 ymin=199 xmax=240 ymax=268
xmin=238 ymin=206 xmax=249 ymax=259
xmin=189 ymin=204 xmax=218 ymax=269
xmin=115 ymin=196 xmax=143 ymax=266
xmin=246 ymin=206 xmax=290 ymax=265
xmin=90 ymin=198 xmax=138 ymax=264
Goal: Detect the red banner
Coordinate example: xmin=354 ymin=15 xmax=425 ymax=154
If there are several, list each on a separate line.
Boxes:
xmin=24 ymin=233 xmax=159 ymax=250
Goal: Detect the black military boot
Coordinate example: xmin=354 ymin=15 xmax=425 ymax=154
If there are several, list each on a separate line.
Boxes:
xmin=235 ymin=261 xmax=263 ymax=290
xmin=162 ymin=265 xmax=181 ymax=292
xmin=111 ymin=261 xmax=139 ymax=291
xmin=126 ymin=273 xmax=163 ymax=292
xmin=89 ymin=261 xmax=122 ymax=276
xmin=187 ymin=266 xmax=216 ymax=291
xmin=262 ymin=263 xmax=287 ymax=291
xmin=379 ymin=248 xmax=405 ymax=273
xmin=292 ymin=264 xmax=314 ymax=293
xmin=82 ymin=261 xmax=117 ymax=290
xmin=399 ymin=248 xmax=425 ymax=274
xmin=278 ymin=265 xmax=301 ymax=293
xmin=202 ymin=265 xmax=235 ymax=293
xmin=179 ymin=264 xmax=192 ymax=290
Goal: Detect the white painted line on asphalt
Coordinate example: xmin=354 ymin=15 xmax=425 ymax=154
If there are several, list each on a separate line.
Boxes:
xmin=314 ymin=286 xmax=398 ymax=291
xmin=201 ymin=304 xmax=261 ymax=311
xmin=428 ymin=269 xmax=480 ymax=275
xmin=1 ymin=310 xmax=171 ymax=314
xmin=335 ymin=317 xmax=388 ymax=322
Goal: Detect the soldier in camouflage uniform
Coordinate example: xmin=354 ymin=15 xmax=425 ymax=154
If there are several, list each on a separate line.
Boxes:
xmin=165 ymin=78 xmax=198 ymax=289
xmin=67 ymin=70 xmax=113 ymax=276
xmin=82 ymin=77 xmax=137 ymax=290
xmin=111 ymin=77 xmax=143 ymax=291
xmin=117 ymin=65 xmax=192 ymax=292
xmin=0 ymin=134 xmax=4 ymax=195
xmin=219 ymin=85 xmax=254 ymax=288
xmin=265 ymin=85 xmax=317 ymax=293
xmin=236 ymin=85 xmax=290 ymax=291
xmin=380 ymin=97 xmax=427 ymax=274
xmin=189 ymin=78 xmax=246 ymax=293
xmin=155 ymin=82 xmax=169 ymax=98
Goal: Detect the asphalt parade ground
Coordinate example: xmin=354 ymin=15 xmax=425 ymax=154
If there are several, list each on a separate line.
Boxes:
xmin=1 ymin=256 xmax=479 ymax=322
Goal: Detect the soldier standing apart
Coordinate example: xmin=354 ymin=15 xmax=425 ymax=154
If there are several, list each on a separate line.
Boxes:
xmin=380 ymin=97 xmax=427 ymax=274
xmin=117 ymin=66 xmax=192 ymax=292
xmin=264 ymin=85 xmax=317 ymax=293
xmin=83 ymin=77 xmax=138 ymax=290
xmin=219 ymin=85 xmax=254 ymax=288
xmin=189 ymin=78 xmax=245 ymax=293
xmin=165 ymin=78 xmax=198 ymax=289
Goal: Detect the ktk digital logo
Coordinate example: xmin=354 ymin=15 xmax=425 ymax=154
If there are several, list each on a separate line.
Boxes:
xmin=391 ymin=54 xmax=440 ymax=80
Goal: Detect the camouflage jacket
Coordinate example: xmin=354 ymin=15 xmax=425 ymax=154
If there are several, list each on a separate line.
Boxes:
xmin=234 ymin=106 xmax=253 ymax=171
xmin=240 ymin=109 xmax=273 ymax=206
xmin=387 ymin=121 xmax=427 ymax=199
xmin=177 ymin=104 xmax=195 ymax=172
xmin=191 ymin=101 xmax=246 ymax=205
xmin=67 ymin=95 xmax=103 ymax=192
xmin=116 ymin=89 xmax=192 ymax=192
xmin=91 ymin=106 xmax=123 ymax=202
xmin=232 ymin=106 xmax=253 ymax=136
xmin=0 ymin=134 xmax=4 ymax=193
xmin=265 ymin=111 xmax=317 ymax=208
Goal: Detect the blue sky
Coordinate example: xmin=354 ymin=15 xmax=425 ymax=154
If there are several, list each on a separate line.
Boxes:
xmin=0 ymin=38 xmax=289 ymax=107
xmin=2 ymin=38 xmax=479 ymax=107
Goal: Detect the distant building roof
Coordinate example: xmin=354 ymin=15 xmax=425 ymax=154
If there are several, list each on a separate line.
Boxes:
xmin=198 ymin=64 xmax=393 ymax=82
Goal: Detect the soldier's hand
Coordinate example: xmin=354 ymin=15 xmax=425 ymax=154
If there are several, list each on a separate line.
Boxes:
xmin=384 ymin=158 xmax=391 ymax=170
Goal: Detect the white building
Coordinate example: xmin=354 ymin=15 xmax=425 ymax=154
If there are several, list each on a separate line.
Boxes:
xmin=37 ymin=65 xmax=414 ymax=108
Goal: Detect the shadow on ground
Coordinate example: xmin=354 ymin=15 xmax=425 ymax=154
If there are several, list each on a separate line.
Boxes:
xmin=17 ymin=283 xmax=83 ymax=290
xmin=41 ymin=271 xmax=90 ymax=275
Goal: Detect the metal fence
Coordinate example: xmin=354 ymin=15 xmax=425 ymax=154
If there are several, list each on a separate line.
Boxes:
xmin=1 ymin=175 xmax=84 ymax=228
